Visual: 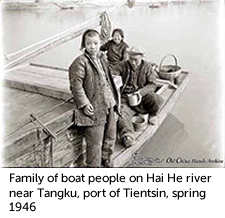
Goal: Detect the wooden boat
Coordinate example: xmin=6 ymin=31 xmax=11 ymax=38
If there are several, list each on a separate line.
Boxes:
xmin=2 ymin=2 xmax=190 ymax=167
xmin=3 ymin=62 xmax=190 ymax=167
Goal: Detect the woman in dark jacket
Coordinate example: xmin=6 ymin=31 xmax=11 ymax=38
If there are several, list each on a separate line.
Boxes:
xmin=100 ymin=28 xmax=129 ymax=68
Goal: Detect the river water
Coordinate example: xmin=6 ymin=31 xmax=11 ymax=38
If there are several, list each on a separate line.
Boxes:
xmin=2 ymin=1 xmax=224 ymax=167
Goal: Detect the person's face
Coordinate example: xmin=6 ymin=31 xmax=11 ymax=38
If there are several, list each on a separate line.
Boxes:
xmin=129 ymin=54 xmax=142 ymax=70
xmin=113 ymin=32 xmax=122 ymax=45
xmin=85 ymin=35 xmax=101 ymax=56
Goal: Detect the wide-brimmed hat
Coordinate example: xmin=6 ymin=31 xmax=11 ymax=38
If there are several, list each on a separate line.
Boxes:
xmin=127 ymin=46 xmax=146 ymax=56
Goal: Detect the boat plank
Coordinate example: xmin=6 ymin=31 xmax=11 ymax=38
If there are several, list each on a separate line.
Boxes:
xmin=3 ymin=88 xmax=73 ymax=140
xmin=5 ymin=69 xmax=69 ymax=89
xmin=4 ymin=118 xmax=85 ymax=168
xmin=4 ymin=68 xmax=71 ymax=100
xmin=4 ymin=109 xmax=74 ymax=149
xmin=159 ymin=87 xmax=175 ymax=111
xmin=20 ymin=64 xmax=68 ymax=79
xmin=30 ymin=63 xmax=68 ymax=72
xmin=5 ymin=79 xmax=71 ymax=100
xmin=5 ymin=135 xmax=53 ymax=168
xmin=52 ymin=130 xmax=83 ymax=167
xmin=4 ymin=88 xmax=71 ymax=118
xmin=4 ymin=128 xmax=44 ymax=164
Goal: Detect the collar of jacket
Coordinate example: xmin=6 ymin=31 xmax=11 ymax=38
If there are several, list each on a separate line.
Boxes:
xmin=84 ymin=50 xmax=108 ymax=74
xmin=120 ymin=59 xmax=144 ymax=94
xmin=111 ymin=39 xmax=124 ymax=46
xmin=128 ymin=59 xmax=144 ymax=72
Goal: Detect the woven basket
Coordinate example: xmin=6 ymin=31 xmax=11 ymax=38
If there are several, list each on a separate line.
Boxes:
xmin=158 ymin=54 xmax=181 ymax=80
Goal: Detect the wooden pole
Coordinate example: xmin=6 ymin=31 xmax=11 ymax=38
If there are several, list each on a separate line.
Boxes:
xmin=4 ymin=1 xmax=126 ymax=70
xmin=5 ymin=24 xmax=82 ymax=61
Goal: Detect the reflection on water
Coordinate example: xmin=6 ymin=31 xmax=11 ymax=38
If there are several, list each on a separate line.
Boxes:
xmin=129 ymin=113 xmax=223 ymax=168
xmin=2 ymin=1 xmax=224 ymax=167
xmin=129 ymin=113 xmax=188 ymax=167
xmin=139 ymin=114 xmax=189 ymax=159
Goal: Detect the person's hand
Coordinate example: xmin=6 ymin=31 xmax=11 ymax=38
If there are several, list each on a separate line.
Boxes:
xmin=83 ymin=104 xmax=94 ymax=116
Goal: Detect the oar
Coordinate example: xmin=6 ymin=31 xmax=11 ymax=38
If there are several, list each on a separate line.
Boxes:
xmin=156 ymin=78 xmax=178 ymax=89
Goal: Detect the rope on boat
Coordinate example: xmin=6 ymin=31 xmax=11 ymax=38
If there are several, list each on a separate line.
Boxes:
xmin=37 ymin=97 xmax=73 ymax=118
xmin=100 ymin=12 xmax=112 ymax=44
xmin=127 ymin=0 xmax=135 ymax=8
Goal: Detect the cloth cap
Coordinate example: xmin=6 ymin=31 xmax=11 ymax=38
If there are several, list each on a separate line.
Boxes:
xmin=127 ymin=46 xmax=146 ymax=56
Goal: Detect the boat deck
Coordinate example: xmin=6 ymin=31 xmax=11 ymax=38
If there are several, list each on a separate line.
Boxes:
xmin=3 ymin=63 xmax=190 ymax=167
xmin=3 ymin=87 xmax=74 ymax=137
xmin=4 ymin=63 xmax=71 ymax=100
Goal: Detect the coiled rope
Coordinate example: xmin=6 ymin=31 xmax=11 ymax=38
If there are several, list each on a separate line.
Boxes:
xmin=100 ymin=11 xmax=112 ymax=44
xmin=127 ymin=0 xmax=135 ymax=8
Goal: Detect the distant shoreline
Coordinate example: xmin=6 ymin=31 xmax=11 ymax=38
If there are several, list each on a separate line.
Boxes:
xmin=2 ymin=1 xmax=215 ymax=11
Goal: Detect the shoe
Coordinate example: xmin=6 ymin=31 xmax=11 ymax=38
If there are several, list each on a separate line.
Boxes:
xmin=123 ymin=136 xmax=134 ymax=148
xmin=102 ymin=159 xmax=114 ymax=168
xmin=148 ymin=116 xmax=158 ymax=125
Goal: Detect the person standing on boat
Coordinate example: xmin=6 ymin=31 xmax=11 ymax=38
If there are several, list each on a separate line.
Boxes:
xmin=100 ymin=28 xmax=129 ymax=68
xmin=69 ymin=29 xmax=119 ymax=167
xmin=112 ymin=46 xmax=163 ymax=148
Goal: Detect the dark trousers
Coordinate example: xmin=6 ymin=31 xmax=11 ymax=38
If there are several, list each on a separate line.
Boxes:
xmin=83 ymin=107 xmax=117 ymax=167
xmin=118 ymin=93 xmax=163 ymax=140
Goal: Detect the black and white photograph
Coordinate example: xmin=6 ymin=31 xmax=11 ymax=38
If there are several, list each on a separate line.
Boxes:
xmin=1 ymin=0 xmax=224 ymax=168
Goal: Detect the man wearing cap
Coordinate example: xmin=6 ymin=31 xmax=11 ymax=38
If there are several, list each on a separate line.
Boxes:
xmin=112 ymin=46 xmax=163 ymax=148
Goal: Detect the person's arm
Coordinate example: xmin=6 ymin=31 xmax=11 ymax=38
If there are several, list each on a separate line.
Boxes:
xmin=100 ymin=41 xmax=110 ymax=51
xmin=138 ymin=64 xmax=157 ymax=96
xmin=110 ymin=63 xmax=122 ymax=76
xmin=69 ymin=58 xmax=90 ymax=109
xmin=122 ymin=44 xmax=129 ymax=61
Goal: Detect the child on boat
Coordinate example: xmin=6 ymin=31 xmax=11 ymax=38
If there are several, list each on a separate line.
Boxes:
xmin=69 ymin=29 xmax=119 ymax=167
xmin=100 ymin=28 xmax=129 ymax=68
